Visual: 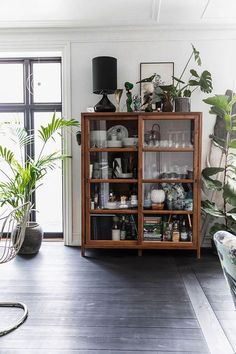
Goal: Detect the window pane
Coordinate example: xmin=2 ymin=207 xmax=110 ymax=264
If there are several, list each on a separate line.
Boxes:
xmin=0 ymin=64 xmax=23 ymax=103
xmin=0 ymin=113 xmax=24 ymax=163
xmin=34 ymin=112 xmax=62 ymax=233
xmin=33 ymin=63 xmax=61 ymax=103
xmin=0 ymin=113 xmax=24 ymax=225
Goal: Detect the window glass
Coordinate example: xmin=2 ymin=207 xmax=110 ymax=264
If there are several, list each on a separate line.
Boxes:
xmin=0 ymin=113 xmax=24 ymax=172
xmin=34 ymin=112 xmax=62 ymax=232
xmin=0 ymin=64 xmax=23 ymax=103
xmin=0 ymin=113 xmax=24 ymax=223
xmin=33 ymin=63 xmax=61 ymax=103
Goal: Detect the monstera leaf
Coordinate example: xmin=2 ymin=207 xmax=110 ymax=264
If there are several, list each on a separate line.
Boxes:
xmin=173 ymin=76 xmax=185 ymax=85
xmin=223 ymin=179 xmax=236 ymax=206
xmin=190 ymin=69 xmax=199 ymax=78
xmin=189 ymin=70 xmax=213 ymax=93
xmin=227 ymin=208 xmax=236 ymax=221
xmin=201 ymin=200 xmax=225 ymax=217
xmin=183 ymin=89 xmax=191 ymax=97
xmin=202 ymin=167 xmax=224 ymax=190
xmin=192 ymin=44 xmax=201 ymax=66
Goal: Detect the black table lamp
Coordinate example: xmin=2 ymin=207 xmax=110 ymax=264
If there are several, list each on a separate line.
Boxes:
xmin=92 ymin=56 xmax=117 ymax=112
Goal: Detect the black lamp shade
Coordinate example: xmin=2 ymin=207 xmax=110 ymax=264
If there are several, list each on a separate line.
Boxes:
xmin=92 ymin=56 xmax=117 ymax=94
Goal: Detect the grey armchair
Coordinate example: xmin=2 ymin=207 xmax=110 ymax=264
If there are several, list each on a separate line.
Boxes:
xmin=214 ymin=231 xmax=236 ymax=307
xmin=0 ymin=202 xmax=31 ymax=336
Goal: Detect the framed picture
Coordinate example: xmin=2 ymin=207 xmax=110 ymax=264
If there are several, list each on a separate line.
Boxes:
xmin=139 ymin=62 xmax=174 ymax=106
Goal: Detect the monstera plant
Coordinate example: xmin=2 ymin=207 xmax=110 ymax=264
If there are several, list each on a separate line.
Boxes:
xmin=201 ymin=93 xmax=236 ymax=237
xmin=160 ymin=44 xmax=213 ymax=99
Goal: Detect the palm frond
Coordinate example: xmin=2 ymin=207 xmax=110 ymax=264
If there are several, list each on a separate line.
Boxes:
xmin=38 ymin=112 xmax=79 ymax=143
xmin=0 ymin=146 xmax=15 ymax=164
xmin=14 ymin=127 xmax=34 ymax=148
xmin=0 ymin=113 xmax=79 ymax=209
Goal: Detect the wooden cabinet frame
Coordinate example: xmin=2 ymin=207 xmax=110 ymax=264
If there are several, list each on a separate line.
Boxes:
xmin=81 ymin=112 xmax=202 ymax=257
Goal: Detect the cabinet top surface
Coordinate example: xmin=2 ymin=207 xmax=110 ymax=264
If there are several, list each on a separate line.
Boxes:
xmin=81 ymin=112 xmax=202 ymax=117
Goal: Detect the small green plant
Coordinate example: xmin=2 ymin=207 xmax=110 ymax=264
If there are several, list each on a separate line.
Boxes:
xmin=201 ymin=94 xmax=236 ymax=236
xmin=0 ymin=113 xmax=79 ymax=210
xmin=160 ymin=44 xmax=213 ymax=99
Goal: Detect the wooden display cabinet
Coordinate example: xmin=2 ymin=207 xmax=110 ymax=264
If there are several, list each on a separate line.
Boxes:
xmin=81 ymin=112 xmax=202 ymax=257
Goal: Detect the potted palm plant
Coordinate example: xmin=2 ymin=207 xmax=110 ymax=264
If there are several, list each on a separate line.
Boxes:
xmin=0 ymin=113 xmax=79 ymax=254
xmin=159 ymin=44 xmax=213 ymax=111
xmin=201 ymin=93 xmax=236 ymax=241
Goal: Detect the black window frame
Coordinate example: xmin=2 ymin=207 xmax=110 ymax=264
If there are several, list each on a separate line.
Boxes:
xmin=0 ymin=57 xmax=63 ymax=238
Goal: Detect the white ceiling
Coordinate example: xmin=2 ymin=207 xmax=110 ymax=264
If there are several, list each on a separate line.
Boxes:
xmin=0 ymin=0 xmax=235 ymax=29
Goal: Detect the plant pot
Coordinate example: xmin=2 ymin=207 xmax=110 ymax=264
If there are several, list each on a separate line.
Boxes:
xmin=19 ymin=222 xmax=43 ymax=255
xmin=175 ymin=97 xmax=191 ymax=112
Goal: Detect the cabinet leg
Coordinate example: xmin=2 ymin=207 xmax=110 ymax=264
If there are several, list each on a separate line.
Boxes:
xmin=81 ymin=246 xmax=85 ymax=257
xmin=197 ymin=247 xmax=201 ymax=259
xmin=138 ymin=249 xmax=142 ymax=257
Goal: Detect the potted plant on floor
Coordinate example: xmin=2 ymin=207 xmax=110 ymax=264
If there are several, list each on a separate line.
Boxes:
xmin=0 ymin=113 xmax=79 ymax=254
xmin=159 ymin=44 xmax=213 ymax=111
xmin=201 ymin=93 xmax=236 ymax=241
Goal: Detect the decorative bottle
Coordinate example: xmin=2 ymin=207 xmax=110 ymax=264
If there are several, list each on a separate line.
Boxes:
xmin=172 ymin=220 xmax=180 ymax=242
xmin=130 ymin=215 xmax=137 ymax=240
xmin=112 ymin=216 xmax=120 ymax=241
xmin=163 ymin=222 xmax=173 ymax=241
xmin=180 ymin=220 xmax=188 ymax=241
xmin=120 ymin=216 xmax=126 ymax=240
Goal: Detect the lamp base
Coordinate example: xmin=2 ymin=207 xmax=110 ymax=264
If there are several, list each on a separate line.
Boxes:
xmin=94 ymin=94 xmax=116 ymax=112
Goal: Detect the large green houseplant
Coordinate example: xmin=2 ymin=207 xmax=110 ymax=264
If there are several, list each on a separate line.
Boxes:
xmin=0 ymin=113 xmax=79 ymax=253
xmin=201 ymin=94 xmax=236 ymax=237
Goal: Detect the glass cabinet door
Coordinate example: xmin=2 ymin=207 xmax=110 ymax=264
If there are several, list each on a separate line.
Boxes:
xmin=143 ymin=119 xmax=193 ymax=149
xmin=142 ymin=117 xmax=196 ymax=244
xmin=89 ymin=118 xmax=138 ymax=149
xmin=84 ymin=116 xmax=139 ymax=244
xmin=90 ymin=214 xmax=138 ymax=241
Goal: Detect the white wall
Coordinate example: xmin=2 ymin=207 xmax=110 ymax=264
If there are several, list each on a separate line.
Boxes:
xmin=0 ymin=27 xmax=236 ymax=245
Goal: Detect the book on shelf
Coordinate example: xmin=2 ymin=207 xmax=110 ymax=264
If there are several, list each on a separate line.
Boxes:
xmin=143 ymin=236 xmax=162 ymax=241
xmin=143 ymin=216 xmax=162 ymax=241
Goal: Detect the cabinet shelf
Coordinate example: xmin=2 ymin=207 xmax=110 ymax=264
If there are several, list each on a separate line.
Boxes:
xmin=89 ymin=179 xmax=138 ymax=183
xmin=143 ymin=147 xmax=194 ymax=152
xmin=84 ymin=241 xmax=195 ymax=250
xmin=142 ymin=179 xmax=194 ymax=183
xmin=81 ymin=112 xmax=202 ymax=258
xmin=90 ymin=209 xmax=138 ymax=214
xmin=143 ymin=210 xmax=193 ymax=214
xmin=89 ymin=147 xmax=137 ymax=152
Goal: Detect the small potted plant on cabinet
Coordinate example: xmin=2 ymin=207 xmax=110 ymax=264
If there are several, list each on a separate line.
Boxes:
xmin=0 ymin=113 xmax=79 ymax=254
xmin=160 ymin=44 xmax=213 ymax=111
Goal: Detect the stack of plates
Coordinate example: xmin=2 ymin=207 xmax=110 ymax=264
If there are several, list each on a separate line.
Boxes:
xmin=106 ymin=202 xmax=117 ymax=209
xmin=117 ymin=173 xmax=133 ymax=178
xmin=122 ymin=137 xmax=138 ymax=147
xmin=107 ymin=140 xmax=122 ymax=148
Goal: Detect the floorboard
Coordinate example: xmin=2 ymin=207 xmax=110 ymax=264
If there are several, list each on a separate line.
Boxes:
xmin=1 ymin=243 xmax=234 ymax=353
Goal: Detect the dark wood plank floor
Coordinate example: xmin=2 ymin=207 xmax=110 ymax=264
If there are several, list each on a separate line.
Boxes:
xmin=176 ymin=252 xmax=236 ymax=352
xmin=0 ymin=243 xmax=233 ymax=353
